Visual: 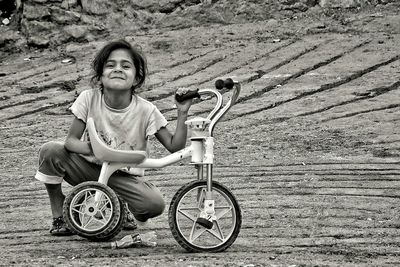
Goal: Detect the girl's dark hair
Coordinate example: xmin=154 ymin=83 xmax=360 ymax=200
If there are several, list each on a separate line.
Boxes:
xmin=91 ymin=39 xmax=147 ymax=93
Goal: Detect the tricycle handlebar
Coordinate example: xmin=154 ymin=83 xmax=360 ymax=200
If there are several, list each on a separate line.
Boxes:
xmin=198 ymin=78 xmax=241 ymax=136
xmin=208 ymin=79 xmax=240 ymax=136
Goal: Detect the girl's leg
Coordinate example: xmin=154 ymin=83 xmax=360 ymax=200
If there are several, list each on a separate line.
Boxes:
xmin=45 ymin=184 xmax=65 ymax=218
xmin=107 ymin=171 xmax=165 ymax=222
xmin=45 ymin=183 xmax=69 ymax=235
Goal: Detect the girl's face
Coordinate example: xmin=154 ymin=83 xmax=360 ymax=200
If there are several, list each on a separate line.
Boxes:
xmin=101 ymin=48 xmax=136 ymax=92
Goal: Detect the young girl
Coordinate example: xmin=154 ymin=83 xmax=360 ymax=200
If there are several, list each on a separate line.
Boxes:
xmin=35 ymin=39 xmax=194 ymax=236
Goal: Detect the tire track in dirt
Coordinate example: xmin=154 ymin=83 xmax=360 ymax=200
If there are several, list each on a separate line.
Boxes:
xmin=236 ymin=42 xmax=370 ymax=105
xmin=322 ymin=103 xmax=400 ymax=122
xmin=158 ymin=41 xmax=322 ymax=116
xmin=0 ymin=79 xmax=78 ymax=108
xmin=0 ymin=96 xmax=49 ymax=111
xmin=1 ymin=63 xmax=61 ymax=87
xmin=1 ymin=99 xmax=74 ymax=121
xmin=161 ymin=37 xmax=332 ymax=118
xmin=147 ymin=41 xmax=296 ymax=102
xmin=3 ymin=164 xmax=399 ymax=210
xmin=143 ymin=39 xmax=298 ymax=104
xmin=144 ymin=54 xmax=231 ymax=100
xmin=0 ymin=43 xmax=250 ymax=121
xmin=0 ymin=36 xmax=339 ymax=122
xmin=0 ymin=37 xmax=296 ymax=121
xmin=0 ymin=43 xmax=218 ymax=122
xmin=0 ymin=68 xmax=83 ymax=121
xmin=161 ymin=36 xmax=368 ymax=121
xmin=147 ymin=54 xmax=228 ymax=91
xmin=233 ymin=53 xmax=400 ymax=120
xmin=5 ymin=176 xmax=400 ymax=199
xmin=1 ymin=173 xmax=399 ymax=266
xmin=292 ymin=79 xmax=400 ymax=119
xmin=262 ymin=74 xmax=400 ymax=125
xmin=0 ymin=35 xmax=391 ymax=126
xmin=149 ymin=48 xmax=217 ymax=75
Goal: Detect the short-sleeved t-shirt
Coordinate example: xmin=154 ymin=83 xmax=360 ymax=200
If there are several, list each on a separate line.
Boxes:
xmin=69 ymin=89 xmax=168 ymax=176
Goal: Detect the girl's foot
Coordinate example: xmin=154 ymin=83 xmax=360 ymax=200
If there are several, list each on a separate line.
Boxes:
xmin=49 ymin=216 xmax=74 ymax=236
xmin=123 ymin=210 xmax=138 ymax=230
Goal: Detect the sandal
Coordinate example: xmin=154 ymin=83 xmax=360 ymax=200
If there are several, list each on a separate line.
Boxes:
xmin=49 ymin=216 xmax=74 ymax=236
xmin=123 ymin=210 xmax=138 ymax=230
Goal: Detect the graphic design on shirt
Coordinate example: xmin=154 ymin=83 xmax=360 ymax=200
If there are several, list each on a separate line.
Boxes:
xmin=98 ymin=131 xmax=138 ymax=151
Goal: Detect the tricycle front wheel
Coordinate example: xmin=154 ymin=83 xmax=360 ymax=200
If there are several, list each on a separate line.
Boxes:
xmin=168 ymin=180 xmax=242 ymax=252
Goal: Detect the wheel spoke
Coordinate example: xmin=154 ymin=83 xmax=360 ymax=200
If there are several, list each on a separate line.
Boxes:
xmin=214 ymin=206 xmax=233 ymax=219
xmin=177 ymin=208 xmax=199 ymax=222
xmin=90 ymin=214 xmax=108 ymax=225
xmin=191 ymin=222 xmax=225 ymax=242
xmin=189 ymin=219 xmax=199 ymax=241
xmin=71 ymin=202 xmax=85 ymax=211
xmin=85 ymin=191 xmax=92 ymax=201
xmin=82 ymin=215 xmax=95 ymax=228
xmin=179 ymin=207 xmax=200 ymax=211
xmin=95 ymin=210 xmax=106 ymax=221
xmin=78 ymin=213 xmax=86 ymax=227
xmin=71 ymin=207 xmax=86 ymax=216
xmin=190 ymin=224 xmax=207 ymax=242
xmin=87 ymin=191 xmax=96 ymax=199
xmin=212 ymin=220 xmax=225 ymax=241
xmin=208 ymin=229 xmax=225 ymax=242
xmin=98 ymin=199 xmax=111 ymax=212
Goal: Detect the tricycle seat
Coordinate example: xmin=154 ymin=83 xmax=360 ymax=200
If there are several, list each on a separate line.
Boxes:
xmin=86 ymin=118 xmax=147 ymax=164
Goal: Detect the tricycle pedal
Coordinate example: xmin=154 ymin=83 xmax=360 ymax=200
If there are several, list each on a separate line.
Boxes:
xmin=196 ymin=217 xmax=213 ymax=229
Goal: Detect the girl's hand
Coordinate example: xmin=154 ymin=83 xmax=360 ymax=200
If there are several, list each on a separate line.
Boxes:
xmin=175 ymin=88 xmax=196 ymax=113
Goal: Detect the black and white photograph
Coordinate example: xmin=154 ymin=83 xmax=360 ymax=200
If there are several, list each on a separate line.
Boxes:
xmin=1 ymin=0 xmax=400 ymax=266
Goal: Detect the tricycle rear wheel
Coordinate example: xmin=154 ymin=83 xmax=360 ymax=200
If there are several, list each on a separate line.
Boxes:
xmin=63 ymin=181 xmax=126 ymax=241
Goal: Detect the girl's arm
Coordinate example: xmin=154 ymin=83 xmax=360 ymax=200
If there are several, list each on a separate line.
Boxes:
xmin=64 ymin=117 xmax=92 ymax=155
xmin=155 ymin=98 xmax=192 ymax=153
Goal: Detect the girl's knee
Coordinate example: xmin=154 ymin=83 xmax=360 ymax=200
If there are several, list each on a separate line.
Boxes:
xmin=39 ymin=141 xmax=65 ymax=159
xmin=36 ymin=142 xmax=67 ymax=184
xmin=148 ymin=195 xmax=165 ymax=217
xmin=127 ymin=192 xmax=165 ymax=219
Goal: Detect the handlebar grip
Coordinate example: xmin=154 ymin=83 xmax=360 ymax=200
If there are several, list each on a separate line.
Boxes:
xmin=215 ymin=78 xmax=234 ymax=89
xmin=175 ymin=89 xmax=200 ymax=103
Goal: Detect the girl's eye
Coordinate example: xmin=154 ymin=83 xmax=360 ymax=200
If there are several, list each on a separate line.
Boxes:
xmin=105 ymin=63 xmax=114 ymax=68
xmin=123 ymin=65 xmax=131 ymax=69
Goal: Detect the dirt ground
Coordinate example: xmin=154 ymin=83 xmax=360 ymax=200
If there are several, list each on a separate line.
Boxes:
xmin=1 ymin=4 xmax=400 ymax=267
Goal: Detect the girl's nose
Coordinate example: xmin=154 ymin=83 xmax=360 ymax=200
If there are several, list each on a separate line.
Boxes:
xmin=113 ymin=64 xmax=123 ymax=72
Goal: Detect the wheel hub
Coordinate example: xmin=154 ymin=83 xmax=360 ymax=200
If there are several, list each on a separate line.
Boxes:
xmin=85 ymin=204 xmax=99 ymax=216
